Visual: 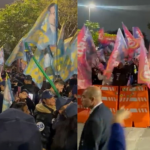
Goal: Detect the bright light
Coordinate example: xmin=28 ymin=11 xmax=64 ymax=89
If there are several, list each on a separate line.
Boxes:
xmin=89 ymin=4 xmax=96 ymax=8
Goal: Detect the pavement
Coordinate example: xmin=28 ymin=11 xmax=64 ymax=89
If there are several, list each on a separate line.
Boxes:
xmin=78 ymin=123 xmax=150 ymax=150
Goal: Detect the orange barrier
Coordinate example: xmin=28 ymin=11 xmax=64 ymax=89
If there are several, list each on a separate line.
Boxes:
xmin=95 ymin=85 xmax=118 ymax=115
xmin=119 ymin=85 xmax=149 ymax=127
xmin=78 ymin=110 xmax=90 ymax=123
xmin=77 ymin=86 xmax=118 ymax=123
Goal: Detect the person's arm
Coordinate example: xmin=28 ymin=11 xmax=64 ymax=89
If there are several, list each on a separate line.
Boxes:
xmin=108 ymin=108 xmax=131 ymax=150
xmin=108 ymin=123 xmax=126 ymax=150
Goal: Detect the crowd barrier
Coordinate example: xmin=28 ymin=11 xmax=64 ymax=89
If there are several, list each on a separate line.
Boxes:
xmin=78 ymin=85 xmax=118 ymax=123
xmin=119 ymin=85 xmax=149 ymax=127
xmin=78 ymin=85 xmax=150 ymax=127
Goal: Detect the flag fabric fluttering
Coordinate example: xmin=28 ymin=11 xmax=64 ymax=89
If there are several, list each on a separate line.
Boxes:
xmin=2 ymin=75 xmax=14 ymax=112
xmin=53 ymin=23 xmax=65 ymax=74
xmin=5 ymin=38 xmax=27 ymax=66
xmin=24 ymin=0 xmax=58 ymax=50
xmin=132 ymin=27 xmax=144 ymax=59
xmin=0 ymin=46 xmax=4 ymax=75
xmin=60 ymin=34 xmax=77 ymax=81
xmin=98 ymin=28 xmax=116 ymax=45
xmin=104 ymin=28 xmax=128 ymax=79
xmin=24 ymin=49 xmax=45 ymax=89
xmin=138 ymin=39 xmax=150 ymax=87
xmin=122 ymin=23 xmax=139 ymax=50
xmin=78 ymin=26 xmax=99 ymax=89
xmin=0 ymin=46 xmax=4 ymax=65
xmin=132 ymin=27 xmax=144 ymax=39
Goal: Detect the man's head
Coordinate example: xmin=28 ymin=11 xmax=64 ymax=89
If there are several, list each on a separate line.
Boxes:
xmin=42 ymin=91 xmax=55 ymax=106
xmin=12 ymin=79 xmax=18 ymax=86
xmin=48 ymin=3 xmax=56 ymax=25
xmin=24 ymin=75 xmax=32 ymax=84
xmin=19 ymin=89 xmax=29 ymax=100
xmin=54 ymin=79 xmax=65 ymax=93
xmin=10 ymin=102 xmax=30 ymax=115
xmin=81 ymin=86 xmax=102 ymax=109
xmin=0 ymin=81 xmax=5 ymax=91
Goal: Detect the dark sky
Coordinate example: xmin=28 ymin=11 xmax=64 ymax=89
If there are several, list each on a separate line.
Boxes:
xmin=0 ymin=0 xmax=14 ymax=8
xmin=78 ymin=0 xmax=150 ymax=39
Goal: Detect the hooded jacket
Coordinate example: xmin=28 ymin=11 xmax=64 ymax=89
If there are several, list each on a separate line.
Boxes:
xmin=34 ymin=103 xmax=56 ymax=150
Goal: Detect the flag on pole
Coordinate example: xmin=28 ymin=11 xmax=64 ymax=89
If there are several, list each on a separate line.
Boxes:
xmin=138 ymin=39 xmax=150 ymax=86
xmin=132 ymin=27 xmax=144 ymax=39
xmin=24 ymin=49 xmax=45 ymax=89
xmin=24 ymin=0 xmax=58 ymax=50
xmin=78 ymin=26 xmax=98 ymax=89
xmin=122 ymin=23 xmax=139 ymax=50
xmin=104 ymin=28 xmax=128 ymax=79
xmin=5 ymin=38 xmax=27 ymax=66
xmin=2 ymin=75 xmax=14 ymax=112
xmin=59 ymin=34 xmax=77 ymax=81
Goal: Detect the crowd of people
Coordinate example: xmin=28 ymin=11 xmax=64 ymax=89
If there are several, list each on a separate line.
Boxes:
xmin=0 ymin=68 xmax=77 ymax=150
xmin=92 ymin=58 xmax=139 ymax=86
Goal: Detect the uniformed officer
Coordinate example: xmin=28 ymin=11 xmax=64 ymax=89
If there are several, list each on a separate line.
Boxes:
xmin=34 ymin=91 xmax=56 ymax=150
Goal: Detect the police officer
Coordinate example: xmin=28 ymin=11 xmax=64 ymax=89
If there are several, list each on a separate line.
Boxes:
xmin=34 ymin=91 xmax=56 ymax=150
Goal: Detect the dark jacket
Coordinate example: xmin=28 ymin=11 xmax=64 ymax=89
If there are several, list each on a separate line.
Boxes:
xmin=108 ymin=123 xmax=126 ymax=150
xmin=34 ymin=103 xmax=56 ymax=150
xmin=22 ymin=84 xmax=39 ymax=105
xmin=79 ymin=103 xmax=112 ymax=150
xmin=26 ymin=97 xmax=35 ymax=115
xmin=52 ymin=132 xmax=77 ymax=150
xmin=52 ymin=114 xmax=66 ymax=130
xmin=0 ymin=93 xmax=3 ymax=113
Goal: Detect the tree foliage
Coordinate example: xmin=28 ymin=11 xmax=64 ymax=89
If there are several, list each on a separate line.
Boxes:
xmin=84 ymin=20 xmax=100 ymax=46
xmin=0 ymin=0 xmax=77 ymax=57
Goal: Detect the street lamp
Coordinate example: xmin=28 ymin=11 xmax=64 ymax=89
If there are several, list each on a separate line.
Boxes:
xmin=86 ymin=3 xmax=96 ymax=21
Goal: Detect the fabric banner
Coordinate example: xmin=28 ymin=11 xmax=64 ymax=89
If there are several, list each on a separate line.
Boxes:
xmin=122 ymin=23 xmax=139 ymax=50
xmin=25 ymin=0 xmax=58 ymax=50
xmin=78 ymin=26 xmax=99 ymax=89
xmin=24 ymin=49 xmax=45 ymax=89
xmin=138 ymin=40 xmax=150 ymax=85
xmin=132 ymin=27 xmax=144 ymax=39
xmin=104 ymin=28 xmax=128 ymax=79
xmin=2 ymin=76 xmax=14 ymax=112
xmin=98 ymin=28 xmax=116 ymax=45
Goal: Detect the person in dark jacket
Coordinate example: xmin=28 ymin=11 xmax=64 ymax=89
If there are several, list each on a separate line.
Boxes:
xmin=12 ymin=89 xmax=35 ymax=115
xmin=79 ymin=86 xmax=112 ymax=150
xmin=112 ymin=62 xmax=131 ymax=86
xmin=108 ymin=107 xmax=131 ymax=150
xmin=22 ymin=75 xmax=39 ymax=105
xmin=51 ymin=102 xmax=77 ymax=150
xmin=52 ymin=97 xmax=72 ymax=130
xmin=34 ymin=91 xmax=56 ymax=150
xmin=0 ymin=81 xmax=5 ymax=113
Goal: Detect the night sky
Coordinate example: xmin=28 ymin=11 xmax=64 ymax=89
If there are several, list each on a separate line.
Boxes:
xmin=78 ymin=0 xmax=150 ymax=39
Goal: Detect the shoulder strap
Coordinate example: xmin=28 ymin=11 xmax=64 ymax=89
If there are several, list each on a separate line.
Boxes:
xmin=43 ymin=104 xmax=54 ymax=114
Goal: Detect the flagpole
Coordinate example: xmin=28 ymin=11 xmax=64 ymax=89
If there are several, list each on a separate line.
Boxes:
xmin=25 ymin=42 xmax=60 ymax=97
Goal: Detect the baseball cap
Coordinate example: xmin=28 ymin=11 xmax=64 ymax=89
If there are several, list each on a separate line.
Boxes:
xmin=21 ymin=89 xmax=29 ymax=95
xmin=65 ymin=102 xmax=77 ymax=118
xmin=0 ymin=81 xmax=5 ymax=86
xmin=42 ymin=91 xmax=54 ymax=100
xmin=56 ymin=97 xmax=69 ymax=111
xmin=24 ymin=75 xmax=32 ymax=81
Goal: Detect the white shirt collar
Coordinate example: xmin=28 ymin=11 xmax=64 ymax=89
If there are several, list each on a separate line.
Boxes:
xmin=90 ymin=102 xmax=102 ymax=114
